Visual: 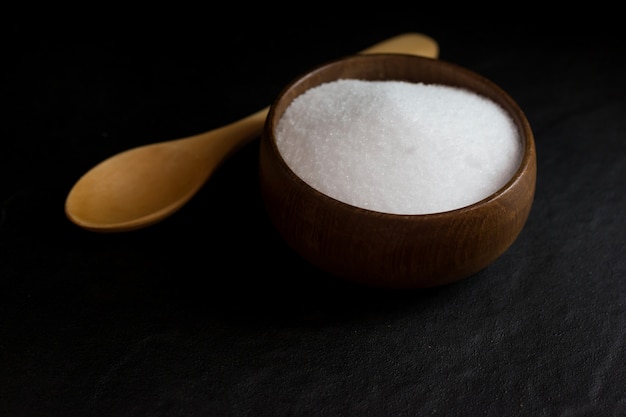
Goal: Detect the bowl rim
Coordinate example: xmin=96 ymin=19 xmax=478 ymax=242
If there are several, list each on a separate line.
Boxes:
xmin=265 ymin=53 xmax=536 ymax=220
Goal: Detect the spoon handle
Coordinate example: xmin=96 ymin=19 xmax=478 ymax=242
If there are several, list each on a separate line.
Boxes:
xmin=359 ymin=32 xmax=439 ymax=56
xmin=181 ymin=107 xmax=269 ymax=170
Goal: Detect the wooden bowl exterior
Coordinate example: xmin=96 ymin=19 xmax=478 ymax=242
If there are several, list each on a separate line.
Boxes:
xmin=259 ymin=54 xmax=536 ymax=288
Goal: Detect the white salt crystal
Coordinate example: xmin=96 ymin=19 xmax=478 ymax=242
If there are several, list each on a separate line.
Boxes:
xmin=276 ymin=79 xmax=522 ymax=214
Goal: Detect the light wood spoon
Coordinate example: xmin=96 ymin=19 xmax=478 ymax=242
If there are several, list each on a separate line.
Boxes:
xmin=65 ymin=33 xmax=439 ymax=232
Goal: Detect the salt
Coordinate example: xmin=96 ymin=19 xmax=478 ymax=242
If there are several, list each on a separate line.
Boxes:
xmin=276 ymin=79 xmax=522 ymax=214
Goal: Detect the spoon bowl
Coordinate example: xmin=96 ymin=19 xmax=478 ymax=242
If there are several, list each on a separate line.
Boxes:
xmin=258 ymin=53 xmax=537 ymax=288
xmin=65 ymin=109 xmax=267 ymax=232
xmin=65 ymin=33 xmax=439 ymax=232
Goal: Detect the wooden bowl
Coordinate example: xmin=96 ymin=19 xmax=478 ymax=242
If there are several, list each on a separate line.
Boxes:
xmin=258 ymin=54 xmax=536 ymax=288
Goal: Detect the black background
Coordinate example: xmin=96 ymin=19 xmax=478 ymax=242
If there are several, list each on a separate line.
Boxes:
xmin=3 ymin=15 xmax=625 ymax=417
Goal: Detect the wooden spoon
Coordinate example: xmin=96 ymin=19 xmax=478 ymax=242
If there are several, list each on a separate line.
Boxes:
xmin=65 ymin=33 xmax=439 ymax=232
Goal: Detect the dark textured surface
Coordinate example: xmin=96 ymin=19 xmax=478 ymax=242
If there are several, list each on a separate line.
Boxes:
xmin=3 ymin=17 xmax=625 ymax=416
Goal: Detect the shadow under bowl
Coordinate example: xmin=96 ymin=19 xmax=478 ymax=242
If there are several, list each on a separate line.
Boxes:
xmin=259 ymin=53 xmax=536 ymax=289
